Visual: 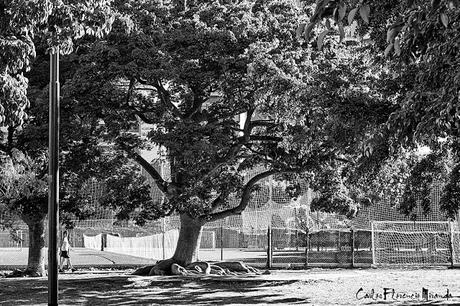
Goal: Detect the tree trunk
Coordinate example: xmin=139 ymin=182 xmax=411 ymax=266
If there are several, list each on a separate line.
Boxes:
xmin=172 ymin=213 xmax=204 ymax=266
xmin=24 ymin=218 xmax=46 ymax=277
xmin=133 ymin=213 xmax=261 ymax=276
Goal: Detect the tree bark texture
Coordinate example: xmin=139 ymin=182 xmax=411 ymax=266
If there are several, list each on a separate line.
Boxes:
xmin=172 ymin=213 xmax=204 ymax=266
xmin=25 ymin=218 xmax=46 ymax=276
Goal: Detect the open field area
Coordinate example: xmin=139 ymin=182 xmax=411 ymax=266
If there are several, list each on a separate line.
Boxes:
xmin=1 ymin=268 xmax=459 ymax=305
xmin=0 ymin=247 xmax=310 ymax=269
xmin=0 ymin=247 xmax=374 ymax=271
xmin=0 ymin=248 xmax=155 ymax=270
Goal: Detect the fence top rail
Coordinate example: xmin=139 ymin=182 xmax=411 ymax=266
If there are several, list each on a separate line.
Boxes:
xmin=373 ymin=230 xmax=451 ymax=234
xmin=308 ymin=228 xmax=371 ymax=233
xmin=371 ymin=221 xmax=451 ymax=225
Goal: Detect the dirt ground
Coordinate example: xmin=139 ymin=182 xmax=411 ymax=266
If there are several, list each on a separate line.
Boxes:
xmin=0 ymin=268 xmax=459 ymax=305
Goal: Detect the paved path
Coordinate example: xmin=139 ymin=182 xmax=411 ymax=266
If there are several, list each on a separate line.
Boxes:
xmin=0 ymin=248 xmax=155 ymax=269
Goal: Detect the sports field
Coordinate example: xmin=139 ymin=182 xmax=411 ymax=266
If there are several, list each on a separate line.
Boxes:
xmin=0 ymin=247 xmax=309 ymax=269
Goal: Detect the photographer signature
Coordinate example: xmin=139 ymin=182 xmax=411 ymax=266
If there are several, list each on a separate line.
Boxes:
xmin=356 ymin=287 xmax=453 ymax=301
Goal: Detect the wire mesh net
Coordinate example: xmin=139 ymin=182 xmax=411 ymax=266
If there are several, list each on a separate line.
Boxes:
xmin=372 ymin=221 xmax=452 ymax=266
xmin=2 ymin=159 xmax=460 ymax=269
xmin=351 ymin=183 xmax=446 ymax=229
xmin=306 ymin=229 xmax=372 ymax=266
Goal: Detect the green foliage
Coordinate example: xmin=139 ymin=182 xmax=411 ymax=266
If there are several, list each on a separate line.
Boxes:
xmin=58 ymin=0 xmax=390 ymax=222
xmin=399 ymin=153 xmax=446 ymax=217
xmin=0 ymin=1 xmax=140 ymax=232
xmin=303 ymin=0 xmax=460 ymax=147
xmin=0 ymin=149 xmax=48 ymax=224
xmin=299 ymin=0 xmax=460 ymax=218
xmin=0 ymin=0 xmax=114 ymax=129
xmin=310 ymin=165 xmax=357 ymax=217
xmin=441 ymin=163 xmax=460 ymax=219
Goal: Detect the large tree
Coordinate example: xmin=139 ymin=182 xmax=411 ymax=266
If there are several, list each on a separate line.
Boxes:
xmin=63 ymin=0 xmax=391 ymax=275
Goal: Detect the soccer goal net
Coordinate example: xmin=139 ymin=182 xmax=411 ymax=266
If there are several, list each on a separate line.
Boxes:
xmin=371 ymin=221 xmax=456 ymax=266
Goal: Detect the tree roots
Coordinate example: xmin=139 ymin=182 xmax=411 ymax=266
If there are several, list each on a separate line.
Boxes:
xmin=133 ymin=260 xmax=262 ymax=276
xmin=5 ymin=268 xmax=45 ymax=278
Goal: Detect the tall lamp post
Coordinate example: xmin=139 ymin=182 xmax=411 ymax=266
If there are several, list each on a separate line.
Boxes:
xmin=48 ymin=47 xmax=60 ymax=306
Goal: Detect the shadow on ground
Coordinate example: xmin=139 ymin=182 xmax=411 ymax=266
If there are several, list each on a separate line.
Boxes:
xmin=0 ymin=274 xmax=311 ymax=305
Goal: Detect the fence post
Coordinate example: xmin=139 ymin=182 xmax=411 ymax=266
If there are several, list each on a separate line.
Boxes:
xmin=294 ymin=207 xmax=299 ymax=251
xmin=20 ymin=230 xmax=23 ymax=250
xmin=305 ymin=228 xmax=309 ymax=268
xmin=162 ymin=218 xmax=166 ymax=260
xmin=317 ymin=231 xmax=320 ymax=252
xmin=338 ymin=231 xmax=341 ymax=251
xmin=448 ymin=221 xmax=455 ymax=268
xmin=371 ymin=222 xmax=376 ymax=265
xmin=220 ymin=221 xmax=224 ymax=261
xmin=351 ymin=228 xmax=355 ymax=268
xmin=267 ymin=226 xmax=272 ymax=268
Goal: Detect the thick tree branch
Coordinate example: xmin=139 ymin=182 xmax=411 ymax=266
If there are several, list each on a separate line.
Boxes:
xmin=134 ymin=112 xmax=157 ymax=125
xmin=185 ymin=85 xmax=205 ymax=119
xmin=126 ymin=78 xmax=135 ymax=106
xmin=0 ymin=142 xmax=8 ymax=154
xmin=250 ymin=119 xmax=277 ymax=129
xmin=202 ymin=169 xmax=278 ymax=222
xmin=7 ymin=126 xmax=15 ymax=148
xmin=247 ymin=135 xmax=283 ymax=143
xmin=210 ymin=194 xmax=225 ymax=213
xmin=242 ymin=108 xmax=254 ymax=140
xmin=127 ymin=151 xmax=169 ymax=195
xmin=153 ymin=79 xmax=183 ymax=119
xmin=244 ymin=145 xmax=273 ymax=162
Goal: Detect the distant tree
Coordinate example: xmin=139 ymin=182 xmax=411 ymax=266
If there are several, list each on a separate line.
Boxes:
xmin=0 ymin=151 xmax=47 ymax=276
xmin=302 ymin=0 xmax=460 ymax=218
xmin=0 ymin=0 xmax=115 ymax=276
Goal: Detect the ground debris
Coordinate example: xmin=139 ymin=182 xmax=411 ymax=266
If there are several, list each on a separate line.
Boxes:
xmin=134 ymin=260 xmax=263 ymax=277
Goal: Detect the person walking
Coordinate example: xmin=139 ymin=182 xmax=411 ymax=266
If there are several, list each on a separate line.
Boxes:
xmin=59 ymin=231 xmax=76 ymax=272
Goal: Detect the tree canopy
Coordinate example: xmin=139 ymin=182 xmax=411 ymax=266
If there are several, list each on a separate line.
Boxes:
xmin=62 ymin=0 xmax=389 ymax=225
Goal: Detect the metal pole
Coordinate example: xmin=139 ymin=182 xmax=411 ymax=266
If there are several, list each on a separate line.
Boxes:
xmin=266 ymin=226 xmax=272 ymax=268
xmin=371 ymin=222 xmax=375 ymax=266
xmin=48 ymin=48 xmax=60 ymax=306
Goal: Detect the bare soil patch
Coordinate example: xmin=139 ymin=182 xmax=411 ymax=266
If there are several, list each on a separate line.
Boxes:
xmin=0 ymin=268 xmax=459 ymax=305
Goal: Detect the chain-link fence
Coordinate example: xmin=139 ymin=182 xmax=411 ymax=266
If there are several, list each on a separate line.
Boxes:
xmin=306 ymin=228 xmax=372 ymax=267
xmin=1 ymin=162 xmax=459 ymax=269
xmin=0 ymin=230 xmax=24 ymax=248
xmin=64 ymin=217 xmax=373 ymax=269
xmin=1 ymin=219 xmax=458 ymax=269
